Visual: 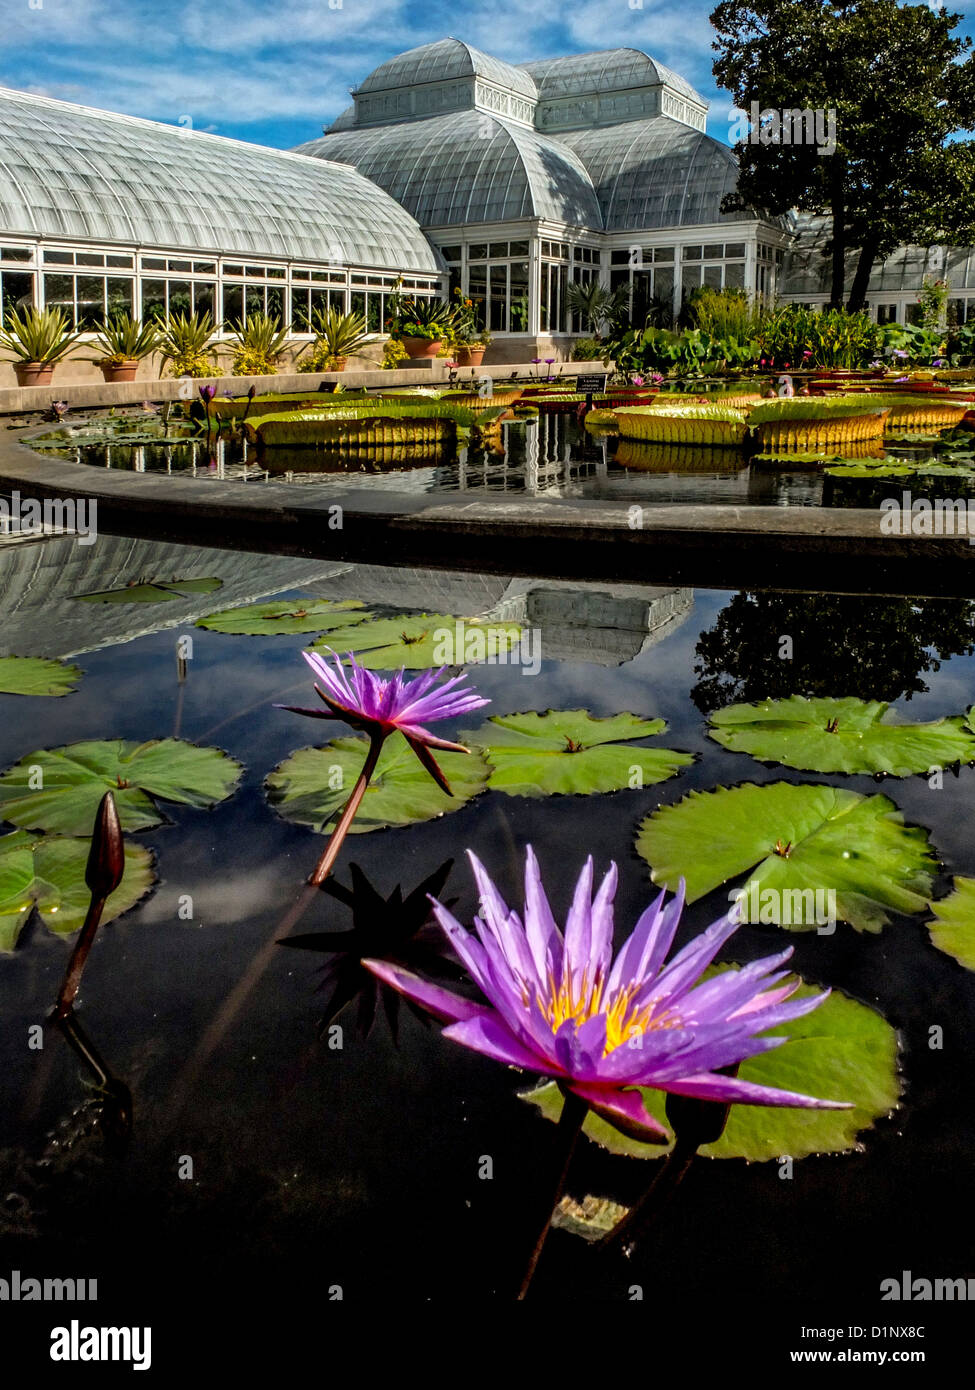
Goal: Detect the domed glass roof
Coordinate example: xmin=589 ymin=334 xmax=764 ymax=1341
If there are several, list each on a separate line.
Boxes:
xmin=296 ymin=109 xmax=602 ymax=228
xmin=561 ymin=118 xmax=745 ymax=230
xmin=521 ymin=49 xmax=704 ymax=107
xmin=0 ymin=85 xmax=442 ymax=271
xmin=357 ymin=39 xmax=538 ymax=101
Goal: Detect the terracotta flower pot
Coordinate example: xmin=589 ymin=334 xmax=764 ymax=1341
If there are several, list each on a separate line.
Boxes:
xmin=401 ymin=336 xmax=442 ymax=359
xmin=327 ymin=357 xmax=348 ymax=372
xmin=13 ymin=361 xmax=56 ymax=387
xmin=456 ymin=346 xmax=486 ymax=367
xmin=99 ymin=360 xmax=139 ymax=383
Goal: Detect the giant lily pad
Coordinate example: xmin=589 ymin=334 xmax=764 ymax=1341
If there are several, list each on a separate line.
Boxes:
xmin=708 ymin=696 xmax=975 ymax=776
xmin=927 ymin=878 xmax=975 ymax=971
xmin=636 ymin=782 xmax=935 ymax=932
xmin=266 ymin=731 xmax=489 ymax=834
xmin=196 ymin=597 xmax=370 ymax=636
xmin=524 ymin=974 xmax=900 ymax=1162
xmin=0 ymin=829 xmax=155 ymax=951
xmin=0 ymin=656 xmax=82 ymax=698
xmin=0 ymin=739 xmax=243 ymax=835
xmin=310 ymin=613 xmax=523 ymax=670
xmin=461 ymin=709 xmax=694 ymax=797
xmin=76 ymin=577 xmax=224 ymax=604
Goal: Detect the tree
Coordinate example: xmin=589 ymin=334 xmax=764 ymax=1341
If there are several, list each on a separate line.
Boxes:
xmin=711 ymin=0 xmax=975 ymax=310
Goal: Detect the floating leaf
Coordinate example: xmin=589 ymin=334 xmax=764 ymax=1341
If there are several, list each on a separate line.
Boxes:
xmin=0 ymin=739 xmax=243 ymax=835
xmin=636 ymin=782 xmax=935 ymax=932
xmin=0 ymin=656 xmax=82 ymax=698
xmin=524 ymin=975 xmax=900 ymax=1162
xmin=311 ymin=613 xmax=523 ymax=670
xmin=461 ymin=709 xmax=693 ymax=797
xmin=76 ymin=577 xmax=223 ymax=604
xmin=196 ymin=596 xmax=370 ymax=636
xmin=552 ymin=1195 xmax=630 ymax=1241
xmin=708 ymin=696 xmax=975 ymax=776
xmin=927 ymin=878 xmax=975 ymax=971
xmin=0 ymin=829 xmax=155 ymax=951
xmin=266 ymin=731 xmax=489 ymax=834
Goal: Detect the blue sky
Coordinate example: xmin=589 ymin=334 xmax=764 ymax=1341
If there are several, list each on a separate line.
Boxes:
xmin=2 ymin=0 xmax=974 ymax=151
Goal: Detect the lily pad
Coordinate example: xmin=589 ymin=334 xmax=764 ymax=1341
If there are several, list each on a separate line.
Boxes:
xmin=0 ymin=656 xmax=82 ymax=698
xmin=552 ymin=1195 xmax=630 ymax=1241
xmin=635 ymin=782 xmax=935 ymax=932
xmin=310 ymin=613 xmax=523 ymax=670
xmin=196 ymin=597 xmax=370 ymax=636
xmin=266 ymin=731 xmax=490 ymax=834
xmin=0 ymin=829 xmax=155 ymax=951
xmin=76 ymin=577 xmax=223 ymax=604
xmin=524 ymin=975 xmax=900 ymax=1162
xmin=927 ymin=878 xmax=975 ymax=971
xmin=708 ymin=696 xmax=975 ymax=776
xmin=0 ymin=739 xmax=243 ymax=835
xmin=461 ymin=709 xmax=693 ymax=797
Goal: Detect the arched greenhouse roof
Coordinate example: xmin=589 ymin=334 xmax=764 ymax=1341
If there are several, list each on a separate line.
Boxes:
xmin=520 ymin=50 xmax=704 ymax=107
xmin=0 ymin=85 xmax=442 ymax=272
xmin=561 ymin=118 xmax=747 ymax=229
xmin=356 ymin=38 xmax=538 ymax=101
xmin=296 ymin=109 xmax=603 ymax=229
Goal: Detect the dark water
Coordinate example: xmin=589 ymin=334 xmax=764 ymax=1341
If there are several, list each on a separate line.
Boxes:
xmin=1 ymin=548 xmax=974 ymax=1349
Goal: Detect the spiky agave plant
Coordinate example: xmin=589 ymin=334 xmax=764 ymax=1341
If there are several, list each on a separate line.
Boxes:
xmin=155 ymin=310 xmax=218 ymax=378
xmin=229 ymin=311 xmax=292 ymax=377
xmin=87 ymin=313 xmax=161 ymax=365
xmin=0 ymin=306 xmax=83 ymax=363
xmin=301 ymin=307 xmax=379 ymax=370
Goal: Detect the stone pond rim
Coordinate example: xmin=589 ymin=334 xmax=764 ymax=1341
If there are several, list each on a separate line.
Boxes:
xmin=3 ymin=425 xmax=975 ymax=600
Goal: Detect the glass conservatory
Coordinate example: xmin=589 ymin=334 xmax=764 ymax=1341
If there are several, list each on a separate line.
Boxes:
xmin=295 ymin=39 xmax=791 ymax=348
xmin=0 ymin=85 xmax=444 ymax=335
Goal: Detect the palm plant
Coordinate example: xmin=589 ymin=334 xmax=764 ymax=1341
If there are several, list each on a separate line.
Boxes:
xmin=396 ymin=297 xmax=457 ymax=341
xmin=0 ymin=305 xmax=82 ymax=363
xmin=87 ymin=313 xmax=161 ymax=365
xmin=566 ymin=281 xmax=629 ymax=337
xmin=229 ymin=311 xmax=292 ymax=377
xmin=155 ymin=310 xmax=218 ymax=378
xmin=302 ymin=307 xmax=379 ymax=370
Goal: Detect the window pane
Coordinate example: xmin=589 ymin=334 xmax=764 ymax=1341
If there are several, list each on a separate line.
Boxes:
xmin=76 ymin=251 xmax=103 ymax=267
xmin=222 ymin=283 xmax=243 ymax=324
xmin=1 ymin=246 xmax=32 ymax=262
xmin=724 ymin=243 xmax=746 ymax=258
xmin=654 ymin=247 xmax=675 ymax=262
xmin=44 ymin=273 xmax=75 ymax=324
xmin=142 ymin=257 xmax=166 ymax=270
xmin=489 ymin=242 xmax=508 ymax=257
xmin=653 ymin=267 xmax=674 ymax=305
xmin=350 ymin=291 xmax=366 ymax=318
xmin=224 ymin=264 xmax=244 ymax=276
xmin=266 ymin=285 xmax=284 ymax=321
xmin=468 ymin=244 xmax=487 ymax=261
xmin=142 ymin=279 xmax=167 ymax=321
xmin=509 ymin=240 xmax=529 ymax=256
xmin=107 ymin=254 xmax=133 ymax=268
xmin=194 ymin=261 xmax=216 ymax=274
xmin=0 ymin=270 xmax=34 ymax=316
xmin=439 ymin=245 xmax=462 ymax=260
xmin=509 ymin=260 xmax=529 ymax=332
xmin=106 ymin=277 xmax=133 ymax=317
xmin=44 ymin=250 xmax=73 ymax=265
xmin=364 ymin=292 xmax=381 ymax=331
xmin=683 ymin=246 xmax=702 ymax=260
xmin=76 ymin=275 xmax=105 ymax=328
xmin=704 ymin=244 xmax=723 ymax=259
xmin=168 ymin=259 xmax=192 ymax=273
xmin=703 ymin=264 xmax=723 ymax=289
xmin=167 ymin=281 xmax=192 ymax=318
xmin=724 ymin=262 xmax=746 ymax=289
xmin=267 ymin=267 xmax=286 ymax=279
xmin=488 ymin=263 xmax=507 ymax=332
xmin=468 ymin=264 xmax=487 ymax=330
xmin=192 ymin=282 xmax=216 ymax=319
xmin=327 ymin=288 xmax=345 ymax=313
xmin=681 ymin=264 xmax=703 ymax=291
xmin=243 ymin=284 xmax=267 ymax=316
xmin=245 ymin=265 xmax=265 ymax=278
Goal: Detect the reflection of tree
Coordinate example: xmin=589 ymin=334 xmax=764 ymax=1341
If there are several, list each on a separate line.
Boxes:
xmin=692 ymin=592 xmax=975 ymax=714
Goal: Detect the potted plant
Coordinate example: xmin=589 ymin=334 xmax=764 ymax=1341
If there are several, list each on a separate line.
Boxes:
xmin=154 ymin=310 xmax=219 ymax=378
xmin=0 ymin=306 xmax=83 ymax=387
xmin=87 ymin=313 xmax=161 ymax=382
xmin=450 ymin=288 xmax=490 ymax=366
xmin=228 ymin=311 xmax=291 ymax=377
xmin=298 ymin=307 xmax=379 ymax=372
xmin=392 ymin=297 xmax=455 ymax=359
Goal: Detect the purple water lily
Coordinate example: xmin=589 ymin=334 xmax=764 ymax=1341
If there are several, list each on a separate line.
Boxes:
xmin=199 ymin=383 xmax=217 ymax=401
xmin=366 ymin=849 xmax=849 ymax=1139
xmin=281 ymin=649 xmax=488 ymax=793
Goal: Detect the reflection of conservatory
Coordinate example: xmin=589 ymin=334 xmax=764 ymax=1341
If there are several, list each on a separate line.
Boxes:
xmin=0 ymin=84 xmax=443 ymax=346
xmin=295 ymin=40 xmax=792 ymax=356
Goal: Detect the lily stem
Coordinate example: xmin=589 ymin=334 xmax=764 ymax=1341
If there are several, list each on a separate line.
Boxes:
xmin=517 ymin=1090 xmax=588 ymax=1300
xmin=308 ymin=732 xmax=386 ymax=888
xmin=53 ymin=892 xmax=108 ymax=1021
xmin=595 ymin=1136 xmax=698 ymax=1256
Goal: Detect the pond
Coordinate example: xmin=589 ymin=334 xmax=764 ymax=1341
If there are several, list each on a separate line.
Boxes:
xmin=1 ymin=530 xmax=974 ymax=1329
xmin=27 ymin=405 xmax=975 ymax=510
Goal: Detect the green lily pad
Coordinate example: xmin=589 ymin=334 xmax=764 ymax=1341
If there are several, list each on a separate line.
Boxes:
xmin=927 ymin=878 xmax=975 ymax=971
xmin=0 ymin=739 xmax=243 ymax=835
xmin=635 ymin=782 xmax=935 ymax=932
xmin=196 ymin=597 xmax=370 ymax=636
xmin=0 ymin=656 xmax=82 ymax=697
xmin=708 ymin=696 xmax=975 ymax=776
xmin=76 ymin=577 xmax=223 ymax=604
xmin=552 ymin=1195 xmax=630 ymax=1241
xmin=266 ymin=731 xmax=490 ymax=834
xmin=461 ymin=709 xmax=694 ymax=797
xmin=524 ymin=974 xmax=900 ymax=1162
xmin=0 ymin=829 xmax=155 ymax=951
xmin=310 ymin=613 xmax=523 ymax=670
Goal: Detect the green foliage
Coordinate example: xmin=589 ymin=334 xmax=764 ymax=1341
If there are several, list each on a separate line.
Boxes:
xmin=196 ymin=597 xmax=370 ymax=636
xmin=311 ymin=613 xmax=523 ymax=669
xmin=688 ymin=286 xmax=761 ymax=339
xmin=0 ymin=306 xmax=82 ymax=364
xmin=758 ymin=305 xmax=881 ymax=368
xmin=228 ymin=312 xmax=291 ymax=376
xmin=879 ymin=321 xmax=946 ymax=365
xmin=948 ymin=321 xmax=975 ymax=365
xmin=917 ymin=277 xmax=950 ymax=332
xmin=0 ymin=656 xmax=81 ymax=697
xmin=298 ymin=307 xmax=379 ymax=371
xmin=380 ymin=338 xmax=410 ymax=370
xmin=571 ymin=337 xmax=608 ymax=362
xmin=565 ymin=281 xmax=629 ymax=336
xmin=927 ymin=878 xmax=975 ymax=971
xmin=87 ymin=313 xmax=161 ymax=365
xmin=155 ymin=310 xmax=218 ymax=377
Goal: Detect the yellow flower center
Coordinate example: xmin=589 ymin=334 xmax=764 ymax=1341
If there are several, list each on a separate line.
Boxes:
xmin=536 ymin=967 xmax=682 ymax=1055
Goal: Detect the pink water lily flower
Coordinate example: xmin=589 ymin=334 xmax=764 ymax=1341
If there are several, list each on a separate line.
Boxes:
xmin=366 ymin=849 xmax=850 ymax=1139
xmin=280 ymin=649 xmax=488 ymax=791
